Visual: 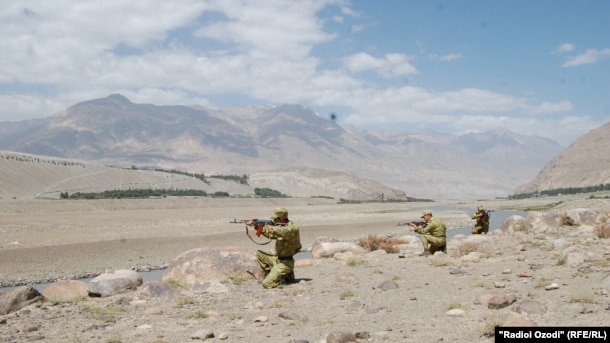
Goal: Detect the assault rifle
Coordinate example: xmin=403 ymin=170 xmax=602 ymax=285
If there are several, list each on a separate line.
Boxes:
xmin=397 ymin=220 xmax=426 ymax=227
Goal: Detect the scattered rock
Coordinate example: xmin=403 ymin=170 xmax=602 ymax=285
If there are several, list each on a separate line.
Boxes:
xmin=42 ymin=280 xmax=88 ymax=302
xmin=375 ymin=280 xmax=399 ymax=291
xmin=488 ymin=294 xmax=516 ymax=309
xmin=325 ymin=330 xmax=357 ymax=343
xmin=513 ymin=299 xmax=547 ymax=315
xmin=191 ymin=329 xmax=214 ymax=340
xmin=0 ymin=286 xmax=42 ymax=315
xmin=446 ymin=309 xmax=465 ymax=317
xmin=545 ymin=283 xmax=560 ymax=290
xmin=87 ymin=269 xmax=143 ymax=297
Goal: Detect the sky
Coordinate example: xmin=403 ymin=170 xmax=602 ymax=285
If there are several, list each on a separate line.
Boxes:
xmin=1 ymin=1 xmax=609 ymax=146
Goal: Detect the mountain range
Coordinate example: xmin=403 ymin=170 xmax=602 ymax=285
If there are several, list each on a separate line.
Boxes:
xmin=0 ymin=94 xmax=566 ymax=199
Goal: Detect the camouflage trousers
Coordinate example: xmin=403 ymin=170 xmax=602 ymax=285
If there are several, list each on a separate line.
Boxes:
xmin=471 ymin=224 xmax=489 ymax=234
xmin=256 ymin=250 xmax=295 ymax=289
xmin=420 ymin=235 xmax=447 ymax=254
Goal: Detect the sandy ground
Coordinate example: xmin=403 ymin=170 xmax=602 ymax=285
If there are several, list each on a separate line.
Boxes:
xmin=1 ymin=195 xmax=609 ymax=342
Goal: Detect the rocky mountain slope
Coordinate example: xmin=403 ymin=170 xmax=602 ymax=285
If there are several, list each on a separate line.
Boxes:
xmin=516 ymin=121 xmax=610 ymax=194
xmin=0 ymin=94 xmax=563 ymax=198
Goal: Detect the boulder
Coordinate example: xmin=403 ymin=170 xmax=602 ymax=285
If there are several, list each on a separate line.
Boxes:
xmin=88 ymin=269 xmax=143 ymax=297
xmin=162 ymin=246 xmax=262 ymax=290
xmin=501 ymin=215 xmax=527 ymax=235
xmin=0 ymin=286 xmax=42 ymax=315
xmin=526 ymin=212 xmax=561 ymax=233
xmin=139 ymin=281 xmax=181 ymax=299
xmin=559 ymin=245 xmax=594 ymax=267
xmin=42 ymin=280 xmax=88 ymax=302
xmin=565 ymin=208 xmax=604 ymax=226
xmin=312 ymin=237 xmax=367 ymax=258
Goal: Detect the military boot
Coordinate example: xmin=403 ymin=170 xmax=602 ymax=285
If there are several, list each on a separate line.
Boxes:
xmin=419 ymin=250 xmax=431 ymax=256
xmin=282 ymin=271 xmax=296 ymax=284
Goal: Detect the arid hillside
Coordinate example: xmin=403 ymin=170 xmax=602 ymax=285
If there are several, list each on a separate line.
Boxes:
xmin=516 ymin=120 xmax=610 ymax=194
xmin=0 ymin=151 xmax=406 ymax=201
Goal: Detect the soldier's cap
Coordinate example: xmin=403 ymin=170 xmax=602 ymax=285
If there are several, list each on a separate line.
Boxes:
xmin=477 ymin=205 xmax=484 ymax=211
xmin=420 ymin=210 xmax=433 ymax=218
xmin=271 ymin=207 xmax=288 ymax=220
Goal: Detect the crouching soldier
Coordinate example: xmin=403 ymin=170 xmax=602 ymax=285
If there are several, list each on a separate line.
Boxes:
xmin=409 ymin=210 xmax=447 ymax=256
xmin=471 ymin=205 xmax=490 ymax=234
xmin=247 ymin=207 xmax=301 ymax=288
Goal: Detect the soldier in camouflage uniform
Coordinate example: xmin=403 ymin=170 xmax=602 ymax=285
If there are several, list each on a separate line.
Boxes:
xmin=247 ymin=207 xmax=301 ymax=289
xmin=408 ymin=210 xmax=447 ymax=256
xmin=471 ymin=205 xmax=490 ymax=234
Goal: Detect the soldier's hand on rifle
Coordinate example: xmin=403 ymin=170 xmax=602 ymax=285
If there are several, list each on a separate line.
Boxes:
xmin=246 ymin=219 xmax=255 ymax=227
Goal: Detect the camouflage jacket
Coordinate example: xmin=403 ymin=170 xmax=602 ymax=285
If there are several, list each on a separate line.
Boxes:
xmin=261 ymin=221 xmax=302 ymax=257
xmin=415 ymin=217 xmax=446 ymax=239
xmin=472 ymin=210 xmax=490 ymax=226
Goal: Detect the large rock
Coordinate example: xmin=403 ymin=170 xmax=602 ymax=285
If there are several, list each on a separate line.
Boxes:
xmin=87 ymin=269 xmax=143 ymax=297
xmin=312 ymin=237 xmax=367 ymax=258
xmin=0 ymin=286 xmax=42 ymax=315
xmin=501 ymin=215 xmax=527 ymax=235
xmin=162 ymin=246 xmax=262 ymax=290
xmin=565 ymin=208 xmax=605 ymax=226
xmin=139 ymin=281 xmax=181 ymax=299
xmin=43 ymin=280 xmax=88 ymax=302
xmin=559 ymin=245 xmax=595 ymax=267
xmin=526 ymin=212 xmax=560 ymax=234
xmin=448 ymin=234 xmax=494 ymax=258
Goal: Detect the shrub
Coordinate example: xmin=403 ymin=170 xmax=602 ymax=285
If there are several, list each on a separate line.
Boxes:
xmin=357 ymin=234 xmax=402 ymax=253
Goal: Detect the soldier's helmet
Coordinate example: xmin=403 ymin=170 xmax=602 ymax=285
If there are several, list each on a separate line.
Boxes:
xmin=420 ymin=210 xmax=433 ymax=218
xmin=477 ymin=205 xmax=484 ymax=211
xmin=271 ymin=207 xmax=288 ymax=220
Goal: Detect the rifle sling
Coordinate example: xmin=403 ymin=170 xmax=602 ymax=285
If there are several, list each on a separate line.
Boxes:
xmin=246 ymin=224 xmax=272 ymax=245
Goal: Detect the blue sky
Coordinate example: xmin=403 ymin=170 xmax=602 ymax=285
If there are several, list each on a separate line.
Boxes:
xmin=1 ymin=1 xmax=608 ymax=146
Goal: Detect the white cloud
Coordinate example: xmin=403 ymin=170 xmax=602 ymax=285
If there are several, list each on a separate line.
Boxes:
xmin=343 ymin=53 xmax=417 ymax=77
xmin=563 ymin=48 xmax=610 ymax=67
xmin=193 ymin=1 xmax=335 ymax=60
xmin=526 ymin=101 xmax=573 ymax=115
xmin=437 ymin=53 xmax=463 ymax=61
xmin=552 ymin=43 xmax=575 ymax=54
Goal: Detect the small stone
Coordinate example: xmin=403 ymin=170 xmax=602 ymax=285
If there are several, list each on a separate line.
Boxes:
xmin=446 ymin=309 xmax=465 ymax=317
xmin=254 ymin=315 xmax=269 ymax=322
xmin=494 ymin=282 xmax=505 ymax=288
xmin=191 ymin=329 xmax=214 ymax=340
xmin=502 ymin=269 xmax=511 ymax=274
xmin=544 ymin=283 xmax=559 ymax=290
